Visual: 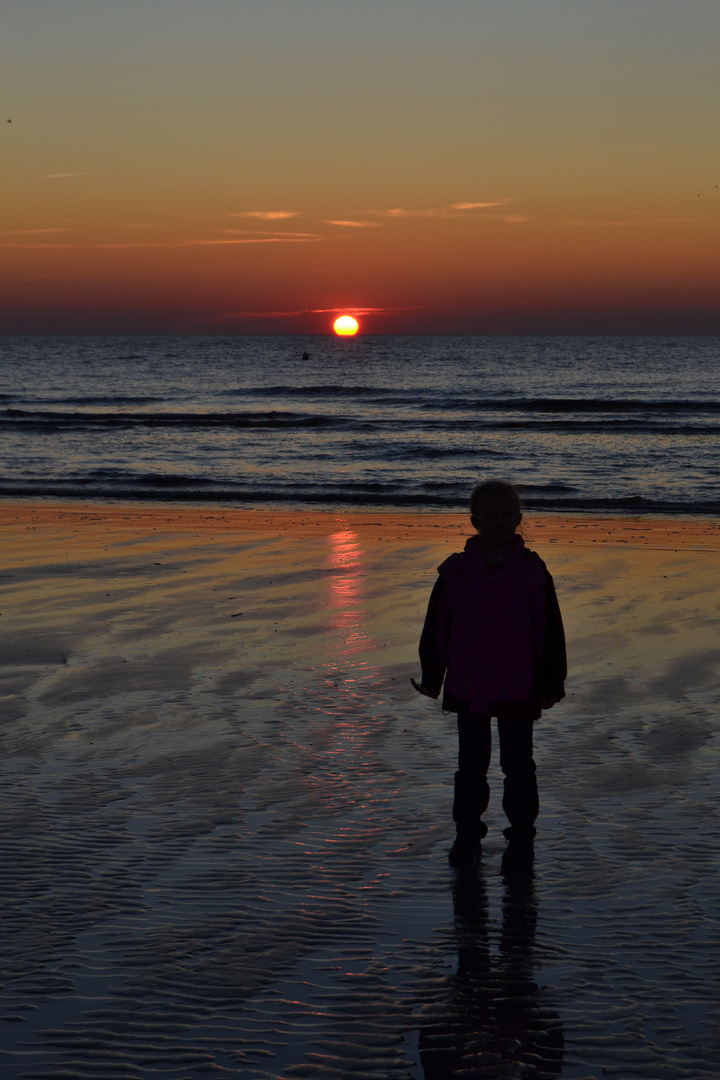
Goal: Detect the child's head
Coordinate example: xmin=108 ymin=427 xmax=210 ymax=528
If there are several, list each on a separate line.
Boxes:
xmin=470 ymin=480 xmax=522 ymax=549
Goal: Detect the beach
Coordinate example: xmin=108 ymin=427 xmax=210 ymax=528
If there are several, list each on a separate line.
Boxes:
xmin=1 ymin=501 xmax=720 ymax=1079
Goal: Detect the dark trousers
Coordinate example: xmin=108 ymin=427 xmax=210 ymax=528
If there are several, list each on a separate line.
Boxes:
xmin=453 ymin=712 xmax=538 ymax=837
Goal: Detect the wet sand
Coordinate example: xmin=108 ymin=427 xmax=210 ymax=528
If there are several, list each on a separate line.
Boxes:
xmin=1 ymin=501 xmax=719 ymax=1079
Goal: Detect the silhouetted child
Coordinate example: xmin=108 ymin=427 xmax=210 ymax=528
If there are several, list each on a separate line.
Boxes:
xmin=413 ymin=480 xmax=566 ymax=865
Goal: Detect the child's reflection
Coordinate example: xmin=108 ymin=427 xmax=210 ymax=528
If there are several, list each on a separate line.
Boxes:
xmin=418 ymin=860 xmax=564 ymax=1078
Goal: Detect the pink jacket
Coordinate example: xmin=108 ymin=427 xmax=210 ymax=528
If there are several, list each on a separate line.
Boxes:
xmin=419 ymin=534 xmax=566 ymax=716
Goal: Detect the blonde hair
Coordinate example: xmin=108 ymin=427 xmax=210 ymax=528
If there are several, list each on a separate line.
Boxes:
xmin=469 ymin=479 xmax=522 ymax=519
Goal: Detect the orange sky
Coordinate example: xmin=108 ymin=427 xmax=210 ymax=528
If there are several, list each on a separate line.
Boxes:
xmin=2 ymin=0 xmax=719 ymax=334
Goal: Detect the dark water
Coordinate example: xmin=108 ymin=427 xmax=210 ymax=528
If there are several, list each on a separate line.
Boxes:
xmin=1 ymin=334 xmax=719 ymax=513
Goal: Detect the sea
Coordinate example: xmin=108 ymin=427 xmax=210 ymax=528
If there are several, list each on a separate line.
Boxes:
xmin=1 ymin=334 xmax=719 ymax=514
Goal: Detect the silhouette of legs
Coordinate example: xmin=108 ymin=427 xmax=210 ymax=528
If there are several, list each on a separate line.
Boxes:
xmin=452 ymin=715 xmax=491 ymax=862
xmin=452 ymin=712 xmax=538 ymax=864
xmin=498 ymin=714 xmax=538 ymax=836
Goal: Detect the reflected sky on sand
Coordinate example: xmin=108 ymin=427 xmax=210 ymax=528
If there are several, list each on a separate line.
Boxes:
xmin=1 ymin=510 xmax=719 ymax=1077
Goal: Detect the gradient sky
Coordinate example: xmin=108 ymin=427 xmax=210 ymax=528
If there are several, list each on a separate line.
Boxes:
xmin=2 ymin=0 xmax=719 ymax=334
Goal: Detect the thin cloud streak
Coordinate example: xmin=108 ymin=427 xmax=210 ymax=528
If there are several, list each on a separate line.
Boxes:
xmin=180 ymin=236 xmax=326 ymax=246
xmin=366 ymin=207 xmax=446 ymax=218
xmin=325 ymin=220 xmax=382 ymax=228
xmin=43 ymin=172 xmax=89 ymax=179
xmin=229 ymin=211 xmax=299 ymax=220
xmin=363 ymin=199 xmax=511 ymax=219
xmin=220 ymin=229 xmax=323 ymax=238
xmin=0 ymin=236 xmax=330 ymax=250
xmin=225 ymin=305 xmax=424 ymax=318
xmin=451 ymin=200 xmax=510 ymax=210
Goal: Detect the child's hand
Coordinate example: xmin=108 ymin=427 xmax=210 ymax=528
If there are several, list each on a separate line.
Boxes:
xmin=411 ymin=678 xmax=439 ymax=700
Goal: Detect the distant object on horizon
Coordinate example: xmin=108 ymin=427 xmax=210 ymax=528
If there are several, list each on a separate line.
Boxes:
xmin=333 ymin=315 xmax=359 ymax=337
xmin=302 ymin=351 xmax=310 ymax=360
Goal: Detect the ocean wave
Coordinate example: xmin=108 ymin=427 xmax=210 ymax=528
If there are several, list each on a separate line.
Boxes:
xmin=420 ymin=397 xmax=720 ymax=413
xmin=0 ymin=408 xmax=346 ymax=431
xmin=217 ymin=388 xmax=720 ymax=415
xmin=221 ymin=383 xmax=399 ymax=399
xmin=1 ymin=476 xmax=717 ymax=515
xmin=448 ymin=419 xmax=720 ymax=434
xmin=55 ymin=394 xmax=165 ymax=407
xmin=3 ymin=406 xmax=718 ymax=437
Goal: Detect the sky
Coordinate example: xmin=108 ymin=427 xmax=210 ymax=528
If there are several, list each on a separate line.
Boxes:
xmin=2 ymin=0 xmax=719 ymax=335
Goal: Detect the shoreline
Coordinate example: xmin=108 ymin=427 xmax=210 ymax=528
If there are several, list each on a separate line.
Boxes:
xmin=1 ymin=498 xmax=718 ymax=549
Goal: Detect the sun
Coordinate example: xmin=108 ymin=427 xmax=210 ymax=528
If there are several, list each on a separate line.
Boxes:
xmin=333 ymin=315 xmax=359 ymax=336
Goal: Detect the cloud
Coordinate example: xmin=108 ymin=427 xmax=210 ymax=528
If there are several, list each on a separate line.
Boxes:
xmin=367 ymin=207 xmax=443 ymax=218
xmin=179 ymin=235 xmax=325 ymax=246
xmin=325 ymin=220 xmax=382 ymax=228
xmin=225 ymin=305 xmax=423 ymax=318
xmin=364 ymin=200 xmax=510 ymax=219
xmin=309 ymin=305 xmax=422 ymax=315
xmin=451 ymin=200 xmax=510 ymax=210
xmin=220 ymin=229 xmax=322 ymax=239
xmin=0 ymin=234 xmax=329 ymax=250
xmin=229 ymin=210 xmax=299 ymax=220
xmin=229 ymin=203 xmax=512 ymax=228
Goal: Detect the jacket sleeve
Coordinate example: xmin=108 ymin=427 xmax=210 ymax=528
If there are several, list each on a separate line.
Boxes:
xmin=537 ymin=569 xmax=567 ymax=700
xmin=418 ymin=577 xmax=446 ymax=695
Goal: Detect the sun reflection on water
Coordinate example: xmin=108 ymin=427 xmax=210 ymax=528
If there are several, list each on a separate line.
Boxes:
xmin=326 ymin=529 xmax=373 ymax=657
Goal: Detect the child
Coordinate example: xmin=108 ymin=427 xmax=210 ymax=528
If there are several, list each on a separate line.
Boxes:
xmin=412 ymin=480 xmax=566 ymax=866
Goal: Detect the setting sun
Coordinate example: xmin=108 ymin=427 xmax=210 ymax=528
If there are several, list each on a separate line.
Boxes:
xmin=333 ymin=315 xmax=359 ymax=336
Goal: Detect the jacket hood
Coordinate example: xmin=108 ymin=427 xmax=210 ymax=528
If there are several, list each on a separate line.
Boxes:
xmin=438 ymin=533 xmax=527 ymax=580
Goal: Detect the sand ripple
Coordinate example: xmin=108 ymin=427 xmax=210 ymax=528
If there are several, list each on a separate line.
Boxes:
xmin=1 ymin=512 xmax=719 ymax=1078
